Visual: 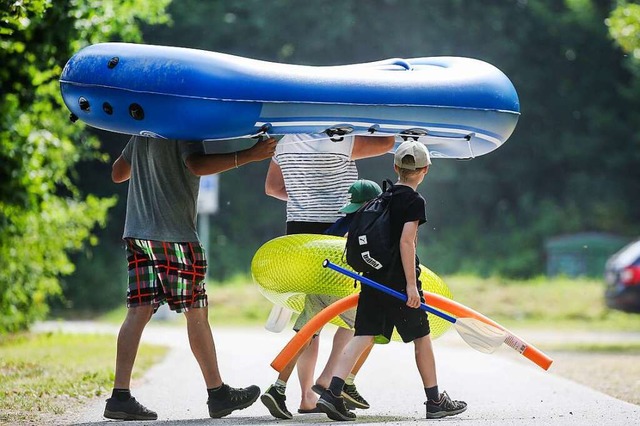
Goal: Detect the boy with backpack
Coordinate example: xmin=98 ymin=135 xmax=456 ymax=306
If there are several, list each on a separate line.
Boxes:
xmin=316 ymin=140 xmax=467 ymax=421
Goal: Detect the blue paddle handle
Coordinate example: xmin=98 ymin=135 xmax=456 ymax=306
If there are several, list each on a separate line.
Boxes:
xmin=322 ymin=260 xmax=457 ymax=324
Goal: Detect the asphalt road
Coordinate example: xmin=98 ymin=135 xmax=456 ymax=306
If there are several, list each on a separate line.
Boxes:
xmin=40 ymin=321 xmax=640 ymax=426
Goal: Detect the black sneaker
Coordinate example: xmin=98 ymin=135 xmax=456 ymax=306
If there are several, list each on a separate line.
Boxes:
xmin=312 ymin=384 xmax=366 ymax=410
xmin=316 ymin=389 xmax=356 ymax=421
xmin=342 ymin=384 xmax=370 ymax=410
xmin=104 ymin=396 xmax=158 ymax=421
xmin=260 ymin=385 xmax=293 ymax=419
xmin=208 ymin=384 xmax=260 ymax=418
xmin=425 ymin=391 xmax=467 ymax=419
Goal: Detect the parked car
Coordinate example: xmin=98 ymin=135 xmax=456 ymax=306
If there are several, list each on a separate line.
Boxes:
xmin=604 ymin=238 xmax=640 ymax=313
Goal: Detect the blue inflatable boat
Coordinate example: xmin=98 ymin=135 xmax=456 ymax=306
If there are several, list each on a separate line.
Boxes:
xmin=60 ymin=43 xmax=520 ymax=159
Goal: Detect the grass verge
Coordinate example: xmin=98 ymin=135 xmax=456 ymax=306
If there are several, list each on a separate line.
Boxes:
xmin=98 ymin=278 xmax=274 ymax=327
xmin=100 ymin=273 xmax=640 ymax=330
xmin=543 ymin=341 xmax=640 ymax=353
xmin=0 ymin=332 xmax=168 ymax=424
xmin=445 ymin=274 xmax=640 ymax=330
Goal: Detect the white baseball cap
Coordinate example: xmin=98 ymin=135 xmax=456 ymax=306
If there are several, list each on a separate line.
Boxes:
xmin=394 ymin=141 xmax=431 ymax=170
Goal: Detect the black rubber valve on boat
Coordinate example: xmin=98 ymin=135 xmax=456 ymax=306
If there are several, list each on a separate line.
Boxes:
xmin=325 ymin=125 xmax=353 ymax=142
xmin=252 ymin=123 xmax=272 ymax=141
xmin=78 ymin=97 xmax=90 ymax=112
xmin=129 ymin=103 xmax=144 ymax=120
xmin=400 ymin=128 xmax=428 ymax=141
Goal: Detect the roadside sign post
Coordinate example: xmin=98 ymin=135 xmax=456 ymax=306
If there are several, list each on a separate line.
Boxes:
xmin=197 ymin=174 xmax=219 ymax=276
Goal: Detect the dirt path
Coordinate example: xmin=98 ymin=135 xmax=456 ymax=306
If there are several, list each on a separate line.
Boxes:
xmin=483 ymin=328 xmax=640 ymax=406
xmin=547 ymin=351 xmax=640 ymax=405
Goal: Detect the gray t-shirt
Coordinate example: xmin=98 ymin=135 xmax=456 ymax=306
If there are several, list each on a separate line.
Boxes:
xmin=122 ymin=136 xmax=204 ymax=242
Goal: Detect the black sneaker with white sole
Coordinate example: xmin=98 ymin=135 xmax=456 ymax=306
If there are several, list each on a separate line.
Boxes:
xmin=312 ymin=383 xmax=368 ymax=410
xmin=208 ymin=384 xmax=260 ymax=418
xmin=316 ymin=389 xmax=356 ymax=421
xmin=342 ymin=384 xmax=369 ymax=410
xmin=104 ymin=396 xmax=158 ymax=421
xmin=425 ymin=391 xmax=467 ymax=419
xmin=260 ymin=385 xmax=293 ymax=419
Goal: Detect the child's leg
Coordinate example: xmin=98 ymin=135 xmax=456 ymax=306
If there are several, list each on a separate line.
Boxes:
xmin=297 ymin=335 xmax=320 ymax=410
xmin=350 ymin=340 xmax=374 ymax=376
xmin=340 ymin=340 xmax=375 ymax=409
xmin=316 ymin=336 xmax=373 ymax=421
xmin=331 ymin=335 xmax=375 ymax=383
xmin=418 ymin=334 xmax=467 ymax=419
xmin=261 ymin=336 xmax=317 ymax=419
xmin=315 ymin=326 xmax=354 ymax=388
xmin=413 ymin=335 xmax=437 ymax=388
xmin=277 ymin=336 xmax=314 ymax=384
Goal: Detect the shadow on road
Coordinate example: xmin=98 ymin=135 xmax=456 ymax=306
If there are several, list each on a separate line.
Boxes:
xmin=69 ymin=413 xmax=421 ymax=425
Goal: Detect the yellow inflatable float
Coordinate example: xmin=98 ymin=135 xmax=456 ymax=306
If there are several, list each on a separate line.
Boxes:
xmin=251 ymin=234 xmax=454 ymax=339
xmin=252 ymin=234 xmax=553 ymax=371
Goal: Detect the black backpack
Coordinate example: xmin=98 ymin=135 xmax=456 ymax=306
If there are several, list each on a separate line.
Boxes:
xmin=345 ymin=179 xmax=396 ymax=273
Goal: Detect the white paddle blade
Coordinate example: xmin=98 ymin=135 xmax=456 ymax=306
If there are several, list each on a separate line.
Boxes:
xmin=265 ymin=305 xmax=294 ymax=333
xmin=454 ymin=318 xmax=507 ymax=354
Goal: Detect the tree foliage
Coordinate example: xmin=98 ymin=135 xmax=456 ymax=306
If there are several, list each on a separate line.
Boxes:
xmin=0 ymin=0 xmax=170 ymax=333
xmin=10 ymin=0 xmax=640 ymax=320
xmin=607 ymin=1 xmax=640 ymax=60
xmin=129 ymin=0 xmax=640 ymax=280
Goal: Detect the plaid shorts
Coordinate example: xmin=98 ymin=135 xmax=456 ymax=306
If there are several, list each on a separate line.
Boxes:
xmin=124 ymin=238 xmax=208 ymax=313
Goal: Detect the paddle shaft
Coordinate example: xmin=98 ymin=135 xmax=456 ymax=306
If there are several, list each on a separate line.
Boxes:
xmin=322 ymin=260 xmax=457 ymax=323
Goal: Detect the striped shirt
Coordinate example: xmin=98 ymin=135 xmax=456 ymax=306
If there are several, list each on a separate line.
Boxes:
xmin=275 ymin=133 xmax=358 ymax=223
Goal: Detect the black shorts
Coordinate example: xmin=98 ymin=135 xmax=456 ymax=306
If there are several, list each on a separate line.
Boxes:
xmin=286 ymin=221 xmax=332 ymax=235
xmin=354 ymin=283 xmax=431 ymax=344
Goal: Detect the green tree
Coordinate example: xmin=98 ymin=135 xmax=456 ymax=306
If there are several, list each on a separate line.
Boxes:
xmin=0 ymin=0 xmax=170 ymax=333
xmin=138 ymin=0 xmax=639 ymax=278
xmin=62 ymin=0 xmax=640 ymax=290
xmin=608 ymin=1 xmax=640 ymax=59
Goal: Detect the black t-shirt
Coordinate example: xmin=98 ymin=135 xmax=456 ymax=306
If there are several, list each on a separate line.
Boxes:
xmin=365 ymin=184 xmax=427 ymax=292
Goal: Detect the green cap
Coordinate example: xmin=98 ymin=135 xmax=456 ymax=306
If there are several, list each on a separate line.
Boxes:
xmin=339 ymin=180 xmax=382 ymax=214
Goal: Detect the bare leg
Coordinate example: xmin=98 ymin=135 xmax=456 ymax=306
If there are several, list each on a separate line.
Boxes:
xmin=414 ymin=335 xmax=437 ymax=388
xmin=274 ymin=336 xmax=314 ymax=383
xmin=114 ymin=305 xmax=154 ymax=389
xmin=297 ymin=335 xmax=320 ymax=410
xmin=332 ymin=335 xmax=375 ymax=381
xmin=315 ymin=327 xmax=353 ymax=388
xmin=184 ymin=306 xmax=223 ymax=388
xmin=350 ymin=340 xmax=374 ymax=376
